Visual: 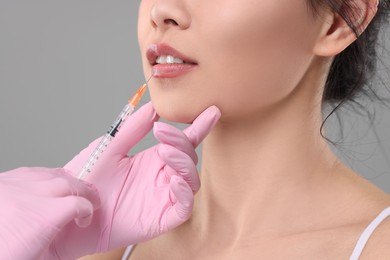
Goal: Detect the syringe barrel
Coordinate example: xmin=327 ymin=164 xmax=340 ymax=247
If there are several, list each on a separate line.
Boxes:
xmin=77 ymin=104 xmax=135 ymax=180
xmin=107 ymin=104 xmax=133 ymax=137
xmin=77 ymin=134 xmax=113 ymax=179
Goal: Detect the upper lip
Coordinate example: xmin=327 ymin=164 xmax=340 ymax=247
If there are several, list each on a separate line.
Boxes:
xmin=147 ymin=43 xmax=198 ymax=65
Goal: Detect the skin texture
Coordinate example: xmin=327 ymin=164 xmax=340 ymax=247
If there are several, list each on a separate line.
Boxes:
xmin=81 ymin=0 xmax=390 ymax=259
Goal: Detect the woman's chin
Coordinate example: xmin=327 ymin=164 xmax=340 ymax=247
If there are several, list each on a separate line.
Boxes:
xmin=151 ymin=101 xmax=205 ymax=124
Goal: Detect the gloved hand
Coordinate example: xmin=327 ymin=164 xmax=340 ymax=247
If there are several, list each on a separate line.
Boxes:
xmin=44 ymin=102 xmax=221 ymax=259
xmin=0 ymin=167 xmax=100 ymax=260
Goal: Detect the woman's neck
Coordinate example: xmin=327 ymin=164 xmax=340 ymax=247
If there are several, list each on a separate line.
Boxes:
xmin=179 ymin=61 xmax=351 ymax=249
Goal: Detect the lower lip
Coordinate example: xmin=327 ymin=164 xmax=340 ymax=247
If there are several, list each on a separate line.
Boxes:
xmin=152 ymin=64 xmax=198 ymax=78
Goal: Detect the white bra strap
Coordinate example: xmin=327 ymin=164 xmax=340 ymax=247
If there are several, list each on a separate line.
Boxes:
xmin=350 ymin=206 xmax=390 ymax=260
xmin=121 ymin=245 xmax=134 ymax=260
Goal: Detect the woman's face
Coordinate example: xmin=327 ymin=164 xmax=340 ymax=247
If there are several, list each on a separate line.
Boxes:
xmin=138 ymin=0 xmax=324 ymax=123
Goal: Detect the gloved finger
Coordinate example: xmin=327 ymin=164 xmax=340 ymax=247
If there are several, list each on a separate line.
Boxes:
xmin=64 ymin=137 xmax=102 ymax=174
xmin=63 ymin=170 xmax=101 ymax=211
xmin=107 ymin=101 xmax=160 ymax=157
xmin=5 ymin=176 xmax=100 ymax=209
xmin=0 ymin=167 xmax=62 ymax=182
xmin=183 ymin=105 xmax=221 ymax=148
xmin=166 ymin=175 xmax=194 ymax=229
xmin=54 ymin=196 xmax=96 ymax=228
xmin=0 ymin=168 xmax=99 ymax=207
xmin=153 ymin=122 xmax=198 ymax=164
xmin=158 ymin=144 xmax=200 ymax=193
xmin=2 ymin=167 xmax=52 ymax=184
xmin=9 ymin=169 xmax=101 ymax=211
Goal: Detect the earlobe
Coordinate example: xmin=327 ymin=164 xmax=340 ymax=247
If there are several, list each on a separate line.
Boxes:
xmin=312 ymin=0 xmax=378 ymax=57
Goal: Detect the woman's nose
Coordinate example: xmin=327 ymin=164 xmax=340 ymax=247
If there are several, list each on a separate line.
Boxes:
xmin=150 ymin=0 xmax=191 ymax=31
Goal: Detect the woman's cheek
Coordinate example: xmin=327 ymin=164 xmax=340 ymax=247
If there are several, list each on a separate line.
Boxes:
xmin=206 ymin=8 xmax=315 ymax=109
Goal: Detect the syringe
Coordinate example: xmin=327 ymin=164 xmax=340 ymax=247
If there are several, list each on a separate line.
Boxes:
xmin=77 ymin=75 xmax=152 ymax=180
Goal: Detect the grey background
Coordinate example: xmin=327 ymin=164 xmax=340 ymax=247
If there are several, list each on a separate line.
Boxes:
xmin=1 ymin=1 xmax=390 ymax=193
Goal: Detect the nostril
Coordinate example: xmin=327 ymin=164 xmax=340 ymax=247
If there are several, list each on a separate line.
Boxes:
xmin=151 ymin=19 xmax=157 ymax=27
xmin=164 ymin=19 xmax=179 ymax=26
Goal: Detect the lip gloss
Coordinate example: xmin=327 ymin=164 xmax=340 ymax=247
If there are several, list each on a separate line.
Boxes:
xmin=152 ymin=63 xmax=198 ymax=78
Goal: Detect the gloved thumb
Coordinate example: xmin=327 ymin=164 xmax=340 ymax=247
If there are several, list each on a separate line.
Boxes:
xmin=106 ymin=101 xmax=160 ymax=156
xmin=182 ymin=105 xmax=221 ymax=148
xmin=154 ymin=105 xmax=221 ymax=153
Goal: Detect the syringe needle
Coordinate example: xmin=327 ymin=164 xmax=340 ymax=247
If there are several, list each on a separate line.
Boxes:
xmin=129 ymin=73 xmax=154 ymax=107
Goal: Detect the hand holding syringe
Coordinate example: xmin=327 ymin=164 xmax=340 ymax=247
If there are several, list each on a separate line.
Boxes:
xmin=77 ymin=75 xmax=152 ymax=179
xmin=57 ymin=75 xmax=221 ymax=258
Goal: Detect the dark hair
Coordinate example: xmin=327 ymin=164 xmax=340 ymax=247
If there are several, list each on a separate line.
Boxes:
xmin=306 ymin=0 xmax=390 ymax=141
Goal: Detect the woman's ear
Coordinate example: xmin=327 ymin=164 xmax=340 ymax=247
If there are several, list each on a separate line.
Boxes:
xmin=313 ymin=0 xmax=379 ymax=57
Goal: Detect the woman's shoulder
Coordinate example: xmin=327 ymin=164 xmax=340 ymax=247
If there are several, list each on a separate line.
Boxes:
xmin=334 ymin=166 xmax=390 ymax=211
xmin=350 ymin=203 xmax=390 ymax=259
xmin=341 ymin=169 xmax=390 ymax=259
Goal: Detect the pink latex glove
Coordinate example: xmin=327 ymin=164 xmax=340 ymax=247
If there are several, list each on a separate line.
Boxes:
xmin=0 ymin=167 xmax=100 ymax=260
xmin=44 ymin=102 xmax=221 ymax=259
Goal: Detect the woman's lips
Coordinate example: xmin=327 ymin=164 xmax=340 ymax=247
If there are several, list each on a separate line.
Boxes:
xmin=152 ymin=63 xmax=198 ymax=78
xmin=146 ymin=43 xmax=198 ymax=78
